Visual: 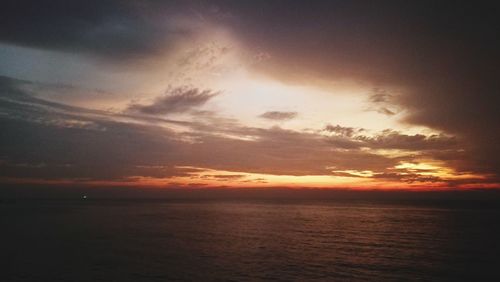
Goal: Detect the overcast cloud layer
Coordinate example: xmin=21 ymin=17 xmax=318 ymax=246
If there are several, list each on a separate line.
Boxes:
xmin=1 ymin=1 xmax=499 ymax=188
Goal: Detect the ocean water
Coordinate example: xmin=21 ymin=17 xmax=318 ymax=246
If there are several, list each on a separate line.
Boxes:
xmin=2 ymin=198 xmax=500 ymax=281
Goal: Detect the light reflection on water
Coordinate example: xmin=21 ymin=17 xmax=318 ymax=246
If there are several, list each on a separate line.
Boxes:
xmin=2 ymin=199 xmax=500 ymax=281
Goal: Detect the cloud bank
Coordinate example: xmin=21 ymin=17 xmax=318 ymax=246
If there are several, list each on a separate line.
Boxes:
xmin=0 ymin=76 xmax=492 ymax=188
xmin=0 ymin=1 xmax=499 ymax=188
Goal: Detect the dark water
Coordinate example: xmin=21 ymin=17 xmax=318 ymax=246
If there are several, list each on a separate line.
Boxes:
xmin=2 ymin=198 xmax=500 ymax=281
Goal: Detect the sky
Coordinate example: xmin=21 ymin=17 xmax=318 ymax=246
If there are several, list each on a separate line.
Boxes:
xmin=0 ymin=0 xmax=499 ymax=190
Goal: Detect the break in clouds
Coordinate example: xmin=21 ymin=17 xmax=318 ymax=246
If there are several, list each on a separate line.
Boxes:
xmin=0 ymin=1 xmax=499 ymax=188
xmin=0 ymin=76 xmax=486 ymax=187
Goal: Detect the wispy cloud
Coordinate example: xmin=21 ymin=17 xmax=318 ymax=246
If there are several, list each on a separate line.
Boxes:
xmin=0 ymin=74 xmax=496 ymax=188
xmin=127 ymin=87 xmax=218 ymax=115
xmin=259 ymin=111 xmax=297 ymax=121
xmin=366 ymin=88 xmax=399 ymax=116
xmin=323 ymin=124 xmax=358 ymax=137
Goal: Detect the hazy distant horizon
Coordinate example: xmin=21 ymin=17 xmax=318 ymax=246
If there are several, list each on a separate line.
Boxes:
xmin=3 ymin=184 xmax=500 ymax=203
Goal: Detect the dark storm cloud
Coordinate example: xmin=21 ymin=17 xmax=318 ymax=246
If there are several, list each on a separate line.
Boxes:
xmin=127 ymin=87 xmax=218 ymax=115
xmin=259 ymin=111 xmax=297 ymax=121
xmin=0 ymin=0 xmax=197 ymax=60
xmin=204 ymin=0 xmax=500 ymax=177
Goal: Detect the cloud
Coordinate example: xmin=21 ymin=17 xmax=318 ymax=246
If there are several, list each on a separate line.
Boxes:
xmin=0 ymin=76 xmax=186 ymax=180
xmin=199 ymin=174 xmax=246 ymax=181
xmin=2 ymin=2 xmax=499 ymax=187
xmin=366 ymin=88 xmax=399 ymax=116
xmin=329 ymin=170 xmax=442 ymax=184
xmin=0 ymin=76 xmax=395 ymax=181
xmin=205 ymin=1 xmax=500 ymax=178
xmin=0 ymin=0 xmax=201 ymax=61
xmin=0 ymin=75 xmax=496 ymax=187
xmin=358 ymin=130 xmax=457 ymax=151
xmin=323 ymin=124 xmax=357 ymax=137
xmin=369 ymin=89 xmax=392 ymax=104
xmin=175 ymin=127 xmax=397 ymax=176
xmin=321 ymin=125 xmax=456 ymax=152
xmin=259 ymin=111 xmax=297 ymax=121
xmin=127 ymin=87 xmax=218 ymax=115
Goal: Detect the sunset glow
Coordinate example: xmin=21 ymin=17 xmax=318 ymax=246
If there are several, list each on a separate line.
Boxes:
xmin=1 ymin=1 xmax=499 ymax=190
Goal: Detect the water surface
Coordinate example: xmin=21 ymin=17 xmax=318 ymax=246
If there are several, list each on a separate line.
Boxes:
xmin=2 ymin=198 xmax=499 ymax=281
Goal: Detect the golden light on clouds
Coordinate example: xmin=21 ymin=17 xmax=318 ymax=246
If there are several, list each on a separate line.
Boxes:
xmin=1 ymin=1 xmax=499 ymax=190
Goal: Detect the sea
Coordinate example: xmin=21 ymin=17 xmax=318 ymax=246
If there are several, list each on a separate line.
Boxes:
xmin=2 ymin=191 xmax=500 ymax=281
